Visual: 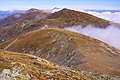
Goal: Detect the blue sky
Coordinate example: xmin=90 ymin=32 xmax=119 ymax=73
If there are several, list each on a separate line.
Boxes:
xmin=0 ymin=0 xmax=119 ymax=10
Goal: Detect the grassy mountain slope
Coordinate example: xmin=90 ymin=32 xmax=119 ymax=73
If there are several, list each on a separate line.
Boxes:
xmin=4 ymin=28 xmax=120 ymax=78
xmin=40 ymin=8 xmax=110 ymax=28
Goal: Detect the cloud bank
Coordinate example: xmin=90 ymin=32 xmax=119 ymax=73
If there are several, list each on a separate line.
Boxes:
xmin=65 ymin=25 xmax=120 ymax=50
xmin=85 ymin=11 xmax=120 ymax=24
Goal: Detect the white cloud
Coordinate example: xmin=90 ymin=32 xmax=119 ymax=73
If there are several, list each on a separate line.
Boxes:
xmin=64 ymin=10 xmax=120 ymax=50
xmin=84 ymin=11 xmax=120 ymax=24
xmin=65 ymin=25 xmax=120 ymax=50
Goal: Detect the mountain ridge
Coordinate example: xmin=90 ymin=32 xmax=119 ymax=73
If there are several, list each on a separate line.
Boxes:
xmin=0 ymin=8 xmax=50 ymax=28
xmin=4 ymin=28 xmax=120 ymax=78
xmin=40 ymin=8 xmax=110 ymax=28
xmin=1 ymin=8 xmax=120 ymax=45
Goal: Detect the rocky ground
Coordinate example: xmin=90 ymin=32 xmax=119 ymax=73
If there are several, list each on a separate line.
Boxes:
xmin=0 ymin=49 xmax=94 ymax=80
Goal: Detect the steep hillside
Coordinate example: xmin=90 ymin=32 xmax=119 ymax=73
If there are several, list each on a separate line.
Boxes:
xmin=0 ymin=19 xmax=40 ymax=44
xmin=0 ymin=8 xmax=50 ymax=44
xmin=0 ymin=10 xmax=25 ymax=19
xmin=0 ymin=8 xmax=49 ymax=28
xmin=0 ymin=49 xmax=93 ymax=80
xmin=0 ymin=13 xmax=25 ymax=28
xmin=40 ymin=8 xmax=110 ymax=28
xmin=4 ymin=28 xmax=120 ymax=78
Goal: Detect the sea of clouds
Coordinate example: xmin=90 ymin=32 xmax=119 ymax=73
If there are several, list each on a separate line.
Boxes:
xmin=65 ymin=10 xmax=120 ymax=50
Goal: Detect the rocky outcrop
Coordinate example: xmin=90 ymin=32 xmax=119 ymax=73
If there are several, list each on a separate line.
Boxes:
xmin=0 ymin=50 xmax=93 ymax=80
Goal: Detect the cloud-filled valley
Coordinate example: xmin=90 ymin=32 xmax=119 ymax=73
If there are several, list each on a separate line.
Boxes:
xmin=65 ymin=24 xmax=120 ymax=50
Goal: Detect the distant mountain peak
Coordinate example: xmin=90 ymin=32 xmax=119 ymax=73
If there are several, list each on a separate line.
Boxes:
xmin=61 ymin=8 xmax=69 ymax=11
xmin=52 ymin=7 xmax=62 ymax=13
xmin=52 ymin=7 xmax=60 ymax=10
xmin=26 ymin=8 xmax=40 ymax=13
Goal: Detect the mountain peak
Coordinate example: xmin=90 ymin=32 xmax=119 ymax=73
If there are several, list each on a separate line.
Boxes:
xmin=61 ymin=8 xmax=69 ymax=11
xmin=26 ymin=8 xmax=40 ymax=13
xmin=42 ymin=8 xmax=110 ymax=28
xmin=55 ymin=8 xmax=72 ymax=13
xmin=52 ymin=7 xmax=61 ymax=10
xmin=52 ymin=7 xmax=62 ymax=12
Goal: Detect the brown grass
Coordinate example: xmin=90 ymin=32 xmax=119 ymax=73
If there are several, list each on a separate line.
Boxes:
xmin=40 ymin=8 xmax=110 ymax=28
xmin=0 ymin=49 xmax=93 ymax=80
